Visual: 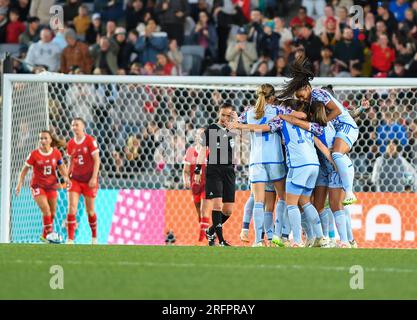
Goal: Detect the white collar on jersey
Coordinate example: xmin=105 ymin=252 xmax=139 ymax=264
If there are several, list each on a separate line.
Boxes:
xmin=74 ymin=135 xmax=87 ymax=145
xmin=38 ymin=148 xmax=54 ymax=156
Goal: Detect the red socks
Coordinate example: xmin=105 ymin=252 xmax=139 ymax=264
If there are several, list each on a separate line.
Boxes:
xmin=42 ymin=215 xmax=53 ymax=238
xmin=88 ymin=214 xmax=97 ymax=238
xmin=67 ymin=214 xmax=76 ymax=240
xmin=199 ymin=216 xmax=210 ymax=242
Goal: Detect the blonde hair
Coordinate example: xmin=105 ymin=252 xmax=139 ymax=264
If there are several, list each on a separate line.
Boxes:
xmin=254 ymin=84 xmax=275 ymax=120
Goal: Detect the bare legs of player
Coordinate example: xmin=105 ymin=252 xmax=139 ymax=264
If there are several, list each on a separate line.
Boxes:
xmin=66 ymin=193 xmax=97 ymax=244
xmin=34 ymin=195 xmax=55 ymax=240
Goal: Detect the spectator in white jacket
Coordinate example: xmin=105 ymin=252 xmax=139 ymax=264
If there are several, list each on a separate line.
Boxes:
xmin=226 ymin=27 xmax=257 ymax=76
xmin=25 ymin=28 xmax=62 ymax=72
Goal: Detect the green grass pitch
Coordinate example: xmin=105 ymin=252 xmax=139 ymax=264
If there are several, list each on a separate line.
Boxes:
xmin=1 ymin=244 xmax=416 ymax=299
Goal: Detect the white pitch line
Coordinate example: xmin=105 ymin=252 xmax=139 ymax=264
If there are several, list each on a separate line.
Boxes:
xmin=2 ymin=259 xmax=417 ymax=274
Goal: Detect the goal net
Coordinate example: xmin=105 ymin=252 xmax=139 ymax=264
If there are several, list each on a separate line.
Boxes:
xmin=1 ymin=75 xmax=416 ymax=248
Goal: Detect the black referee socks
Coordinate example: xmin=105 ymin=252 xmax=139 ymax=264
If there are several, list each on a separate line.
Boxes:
xmin=211 ymin=210 xmax=224 ymax=243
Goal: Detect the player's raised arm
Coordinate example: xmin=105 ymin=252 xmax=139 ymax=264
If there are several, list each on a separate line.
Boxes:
xmin=227 ymin=121 xmax=271 ymax=132
xmin=324 ymin=100 xmax=342 ymax=122
xmin=349 ymin=99 xmax=370 ymax=119
xmin=15 ymin=164 xmax=30 ymax=196
xmin=279 ymin=114 xmax=324 ymax=136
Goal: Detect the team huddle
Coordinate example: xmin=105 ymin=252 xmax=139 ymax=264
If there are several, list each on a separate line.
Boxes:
xmin=16 ymin=118 xmax=100 ymax=244
xmin=17 ymin=58 xmax=365 ymax=247
xmin=185 ymin=58 xmax=368 ymax=248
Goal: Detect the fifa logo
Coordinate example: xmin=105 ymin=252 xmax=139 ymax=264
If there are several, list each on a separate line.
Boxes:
xmin=49 ymin=5 xmax=64 ymax=31
xmin=349 ymin=5 xmax=364 ymax=30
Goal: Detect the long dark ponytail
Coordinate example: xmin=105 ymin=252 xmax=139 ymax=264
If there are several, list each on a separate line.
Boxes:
xmin=40 ymin=130 xmax=66 ymax=148
xmin=277 ymin=57 xmax=314 ymax=99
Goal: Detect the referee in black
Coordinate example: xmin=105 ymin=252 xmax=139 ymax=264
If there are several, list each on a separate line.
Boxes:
xmin=194 ymin=102 xmax=237 ymax=246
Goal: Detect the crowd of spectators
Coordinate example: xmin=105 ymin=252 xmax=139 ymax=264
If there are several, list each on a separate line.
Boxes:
xmin=3 ymin=0 xmax=417 ymax=191
xmin=0 ymin=0 xmax=416 ymax=77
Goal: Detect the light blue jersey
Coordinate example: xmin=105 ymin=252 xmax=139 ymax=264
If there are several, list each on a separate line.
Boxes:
xmin=311 ymin=88 xmax=359 ymax=149
xmin=239 ymin=104 xmax=285 ymax=166
xmin=316 ymin=120 xmax=348 ymax=189
xmin=310 ymin=88 xmax=358 ymax=130
xmin=318 ymin=120 xmax=336 ymax=149
xmin=270 ymin=118 xmax=323 ymax=168
xmin=316 ymin=121 xmax=336 ymax=187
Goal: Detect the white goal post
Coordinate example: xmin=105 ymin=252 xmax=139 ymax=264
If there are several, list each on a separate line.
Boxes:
xmin=1 ymin=74 xmax=416 ymax=247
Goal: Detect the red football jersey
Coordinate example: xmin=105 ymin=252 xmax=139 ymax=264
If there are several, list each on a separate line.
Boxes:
xmin=183 ymin=146 xmax=207 ymax=187
xmin=67 ymin=134 xmax=99 ymax=183
xmin=25 ymin=148 xmax=63 ymax=190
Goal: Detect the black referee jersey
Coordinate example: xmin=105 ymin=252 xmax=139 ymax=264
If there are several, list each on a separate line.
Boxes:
xmin=201 ymin=123 xmax=236 ymax=202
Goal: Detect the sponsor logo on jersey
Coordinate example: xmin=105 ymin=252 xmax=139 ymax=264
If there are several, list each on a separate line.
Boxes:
xmin=83 ymin=147 xmax=88 ymax=153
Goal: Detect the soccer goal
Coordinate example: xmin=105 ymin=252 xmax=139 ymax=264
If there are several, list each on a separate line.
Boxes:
xmin=1 ymin=74 xmax=416 ymax=247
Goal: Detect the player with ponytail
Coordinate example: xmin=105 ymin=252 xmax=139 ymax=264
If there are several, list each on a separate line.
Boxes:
xmin=16 ymin=130 xmax=69 ymax=242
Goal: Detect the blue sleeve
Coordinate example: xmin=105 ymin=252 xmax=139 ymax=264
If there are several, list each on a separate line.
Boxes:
xmin=273 ymin=105 xmax=292 ymax=115
xmin=311 ymin=88 xmax=332 ymax=106
xmin=238 ymin=111 xmax=248 ymax=124
xmin=268 ymin=118 xmax=283 ymax=133
xmin=309 ymin=123 xmax=324 ymax=136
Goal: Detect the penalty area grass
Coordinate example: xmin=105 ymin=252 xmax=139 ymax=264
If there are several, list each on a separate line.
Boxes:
xmin=0 ymin=244 xmax=416 ymax=299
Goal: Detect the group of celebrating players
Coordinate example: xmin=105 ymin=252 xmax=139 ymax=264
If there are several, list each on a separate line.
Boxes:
xmin=16 ymin=118 xmax=100 ymax=244
xmin=185 ymin=58 xmax=368 ymax=248
xmin=17 ymin=57 xmax=366 ymax=247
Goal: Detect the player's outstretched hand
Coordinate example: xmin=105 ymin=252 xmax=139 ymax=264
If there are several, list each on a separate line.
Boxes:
xmin=15 ymin=185 xmax=21 ymax=197
xmin=226 ymin=121 xmax=239 ymax=130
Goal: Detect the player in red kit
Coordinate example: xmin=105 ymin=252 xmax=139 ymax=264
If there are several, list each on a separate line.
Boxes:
xmin=183 ymin=129 xmax=210 ymax=242
xmin=16 ymin=131 xmax=69 ymax=242
xmin=66 ymin=118 xmax=101 ymax=244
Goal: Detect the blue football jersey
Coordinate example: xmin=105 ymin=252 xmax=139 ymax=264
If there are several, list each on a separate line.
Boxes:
xmin=240 ymin=104 xmax=284 ymax=165
xmin=317 ymin=120 xmax=336 ymax=148
xmin=269 ymin=118 xmax=322 ymax=168
xmin=316 ymin=120 xmax=337 ymax=171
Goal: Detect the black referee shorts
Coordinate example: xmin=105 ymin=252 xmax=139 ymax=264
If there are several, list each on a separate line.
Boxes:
xmin=205 ymin=165 xmax=236 ymax=203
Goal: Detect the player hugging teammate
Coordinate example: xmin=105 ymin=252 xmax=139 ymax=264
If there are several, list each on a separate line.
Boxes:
xmin=229 ymin=58 xmax=368 ymax=247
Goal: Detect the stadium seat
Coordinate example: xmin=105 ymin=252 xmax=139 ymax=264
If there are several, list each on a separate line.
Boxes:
xmin=0 ymin=44 xmax=21 ymax=57
xmin=180 ymin=45 xmax=204 ymax=76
